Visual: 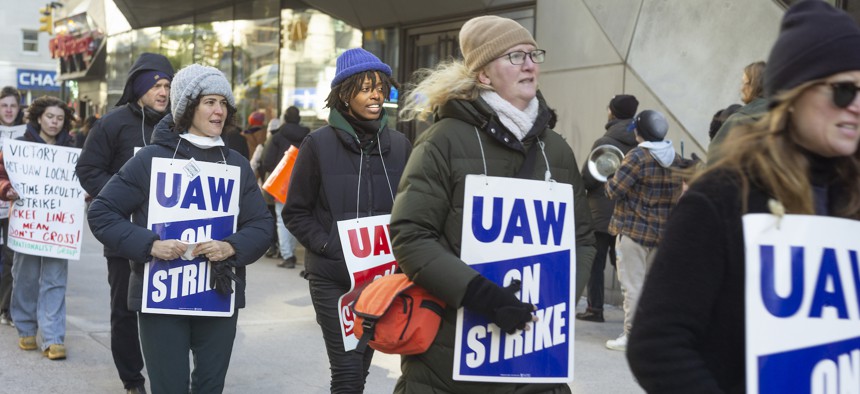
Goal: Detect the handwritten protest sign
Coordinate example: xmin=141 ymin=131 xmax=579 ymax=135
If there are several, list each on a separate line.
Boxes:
xmin=744 ymin=214 xmax=860 ymax=394
xmin=455 ymin=175 xmax=575 ymax=383
xmin=3 ymin=139 xmax=84 ymax=260
xmin=336 ymin=214 xmax=398 ymax=351
xmin=142 ymin=158 xmax=240 ymax=317
xmin=0 ymin=125 xmax=27 ymax=220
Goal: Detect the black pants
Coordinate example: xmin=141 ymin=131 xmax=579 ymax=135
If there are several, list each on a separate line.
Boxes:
xmin=139 ymin=312 xmax=238 ymax=394
xmin=585 ymin=232 xmax=617 ymax=311
xmin=107 ymin=256 xmax=146 ymax=389
xmin=309 ymin=277 xmax=374 ymax=394
xmin=0 ymin=218 xmax=13 ymax=313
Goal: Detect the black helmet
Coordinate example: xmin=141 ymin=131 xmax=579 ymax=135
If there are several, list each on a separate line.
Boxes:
xmin=633 ymin=110 xmax=668 ymax=142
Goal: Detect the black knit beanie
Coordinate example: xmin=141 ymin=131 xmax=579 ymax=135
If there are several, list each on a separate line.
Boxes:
xmin=765 ymin=0 xmax=860 ymax=97
xmin=609 ymin=94 xmax=639 ymax=119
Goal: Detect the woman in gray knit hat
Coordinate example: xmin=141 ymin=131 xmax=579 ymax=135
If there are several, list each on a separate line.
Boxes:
xmin=390 ymin=15 xmax=595 ymax=393
xmin=89 ymin=64 xmax=272 ymax=393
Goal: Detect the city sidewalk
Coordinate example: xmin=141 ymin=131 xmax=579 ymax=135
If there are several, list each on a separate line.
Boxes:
xmin=0 ymin=223 xmax=642 ymax=393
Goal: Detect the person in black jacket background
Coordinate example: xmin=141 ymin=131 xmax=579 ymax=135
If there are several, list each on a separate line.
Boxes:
xmin=262 ymin=106 xmax=309 ymax=269
xmin=74 ymin=52 xmax=173 ymax=394
xmin=282 ymin=48 xmax=411 ymax=394
xmin=576 ymin=94 xmax=639 ymax=323
xmin=88 ymin=64 xmax=272 ymax=393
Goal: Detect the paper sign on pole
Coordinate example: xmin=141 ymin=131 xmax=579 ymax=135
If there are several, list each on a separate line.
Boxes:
xmin=744 ymin=214 xmax=860 ymax=394
xmin=0 ymin=125 xmax=27 ymax=220
xmin=336 ymin=214 xmax=398 ymax=351
xmin=3 ymin=139 xmax=85 ymax=260
xmin=142 ymin=158 xmax=240 ymax=317
xmin=455 ymin=175 xmax=575 ymax=383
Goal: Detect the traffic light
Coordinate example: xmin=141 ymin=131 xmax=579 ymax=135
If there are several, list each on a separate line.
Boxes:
xmin=38 ymin=5 xmax=53 ymax=35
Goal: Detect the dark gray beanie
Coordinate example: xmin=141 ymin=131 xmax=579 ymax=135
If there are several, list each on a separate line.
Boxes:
xmin=765 ymin=0 xmax=860 ymax=97
xmin=170 ymin=64 xmax=236 ymax=121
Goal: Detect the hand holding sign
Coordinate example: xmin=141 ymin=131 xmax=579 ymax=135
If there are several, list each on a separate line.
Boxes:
xmin=151 ymin=239 xmax=188 ymax=261
xmin=193 ymin=240 xmax=235 ymax=262
xmin=462 ymin=276 xmax=538 ymax=334
xmin=5 ymin=188 xmax=18 ymax=200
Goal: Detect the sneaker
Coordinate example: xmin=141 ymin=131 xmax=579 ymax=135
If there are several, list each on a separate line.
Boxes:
xmin=277 ymin=256 xmax=297 ymax=269
xmin=126 ymin=385 xmax=147 ymax=394
xmin=43 ymin=344 xmax=66 ymax=360
xmin=575 ymin=309 xmax=604 ymax=323
xmin=18 ymin=336 xmax=37 ymax=351
xmin=606 ymin=334 xmax=627 ymax=351
xmin=0 ymin=311 xmax=13 ymax=326
xmin=265 ymin=245 xmax=278 ymax=258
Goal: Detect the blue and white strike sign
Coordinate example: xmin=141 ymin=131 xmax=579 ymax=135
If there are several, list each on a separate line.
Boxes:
xmin=142 ymin=158 xmax=241 ymax=317
xmin=744 ymin=214 xmax=860 ymax=394
xmin=455 ymin=175 xmax=575 ymax=383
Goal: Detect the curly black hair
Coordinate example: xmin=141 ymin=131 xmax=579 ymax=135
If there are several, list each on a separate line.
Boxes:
xmin=325 ymin=71 xmax=395 ymax=114
xmin=28 ymin=96 xmax=72 ymax=133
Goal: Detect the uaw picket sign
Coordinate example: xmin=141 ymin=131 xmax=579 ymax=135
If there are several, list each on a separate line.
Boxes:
xmin=744 ymin=214 xmax=860 ymax=394
xmin=4 ymin=140 xmax=84 ymax=260
xmin=455 ymin=175 xmax=575 ymax=383
xmin=0 ymin=125 xmax=26 ymax=220
xmin=337 ymin=214 xmax=398 ymax=351
xmin=142 ymin=158 xmax=240 ymax=317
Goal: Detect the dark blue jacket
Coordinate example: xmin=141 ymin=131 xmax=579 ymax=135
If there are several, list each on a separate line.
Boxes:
xmin=87 ymin=114 xmax=273 ymax=310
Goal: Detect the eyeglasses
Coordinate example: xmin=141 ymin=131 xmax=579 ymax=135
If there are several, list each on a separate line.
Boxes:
xmin=499 ymin=50 xmax=546 ymax=65
xmin=826 ymin=81 xmax=860 ymax=109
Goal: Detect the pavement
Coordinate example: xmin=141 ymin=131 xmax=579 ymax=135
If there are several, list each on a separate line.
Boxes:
xmin=0 ymin=222 xmax=643 ymax=393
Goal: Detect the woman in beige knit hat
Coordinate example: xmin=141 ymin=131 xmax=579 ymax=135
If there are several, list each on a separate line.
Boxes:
xmin=391 ymin=15 xmax=595 ymax=394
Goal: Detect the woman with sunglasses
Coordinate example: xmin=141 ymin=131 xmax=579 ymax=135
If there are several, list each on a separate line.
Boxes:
xmin=391 ymin=15 xmax=595 ymax=393
xmin=626 ymin=1 xmax=860 ymax=392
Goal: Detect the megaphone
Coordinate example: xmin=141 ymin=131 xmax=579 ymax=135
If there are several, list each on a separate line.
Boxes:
xmin=587 ymin=144 xmax=624 ymax=182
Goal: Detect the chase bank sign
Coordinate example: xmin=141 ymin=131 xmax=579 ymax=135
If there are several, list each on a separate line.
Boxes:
xmin=17 ymin=69 xmax=61 ymax=91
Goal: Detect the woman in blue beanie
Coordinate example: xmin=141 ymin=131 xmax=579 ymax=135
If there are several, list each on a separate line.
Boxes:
xmin=88 ymin=64 xmax=272 ymax=393
xmin=627 ymin=1 xmax=860 ymax=392
xmin=282 ymin=48 xmax=411 ymax=393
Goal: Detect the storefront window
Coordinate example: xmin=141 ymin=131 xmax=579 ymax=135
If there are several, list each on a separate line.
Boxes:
xmin=233 ymin=0 xmax=280 ymax=128
xmin=279 ymin=9 xmax=361 ymax=129
xmin=161 ymin=20 xmax=195 ymax=73
xmin=105 ymin=31 xmax=133 ymax=106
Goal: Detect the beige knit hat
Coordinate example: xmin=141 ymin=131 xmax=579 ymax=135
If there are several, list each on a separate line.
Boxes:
xmin=459 ymin=15 xmax=538 ymax=72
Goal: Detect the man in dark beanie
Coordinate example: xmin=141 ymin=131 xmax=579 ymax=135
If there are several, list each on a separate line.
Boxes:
xmin=75 ymin=52 xmax=174 ymax=394
xmin=577 ymin=94 xmax=639 ymax=323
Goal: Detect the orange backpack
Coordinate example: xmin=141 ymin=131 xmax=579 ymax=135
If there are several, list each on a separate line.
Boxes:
xmin=352 ymin=273 xmax=446 ymax=355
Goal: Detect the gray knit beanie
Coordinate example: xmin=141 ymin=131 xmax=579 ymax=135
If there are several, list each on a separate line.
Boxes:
xmin=170 ymin=64 xmax=236 ymax=121
xmin=459 ymin=15 xmax=538 ymax=72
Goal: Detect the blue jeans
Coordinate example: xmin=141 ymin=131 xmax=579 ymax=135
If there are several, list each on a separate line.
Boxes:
xmin=275 ymin=201 xmax=296 ymax=259
xmin=10 ymin=252 xmax=67 ymax=349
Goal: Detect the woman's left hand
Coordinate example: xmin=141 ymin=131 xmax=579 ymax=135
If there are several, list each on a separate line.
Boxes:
xmin=193 ymin=240 xmax=236 ymax=262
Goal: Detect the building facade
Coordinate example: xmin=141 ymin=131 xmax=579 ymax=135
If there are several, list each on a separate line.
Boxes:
xmin=0 ymin=2 xmax=64 ymax=106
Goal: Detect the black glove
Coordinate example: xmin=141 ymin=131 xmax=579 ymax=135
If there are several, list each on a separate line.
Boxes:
xmin=210 ymin=261 xmax=244 ymax=296
xmin=461 ymin=275 xmax=535 ymax=334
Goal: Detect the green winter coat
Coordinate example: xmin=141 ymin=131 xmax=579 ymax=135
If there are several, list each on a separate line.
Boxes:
xmin=390 ymin=96 xmax=596 ymax=394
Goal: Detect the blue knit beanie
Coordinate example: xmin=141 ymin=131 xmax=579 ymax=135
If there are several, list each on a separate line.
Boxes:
xmin=331 ymin=48 xmax=392 ymax=88
xmin=132 ymin=70 xmax=171 ymax=101
xmin=170 ymin=64 xmax=235 ymax=121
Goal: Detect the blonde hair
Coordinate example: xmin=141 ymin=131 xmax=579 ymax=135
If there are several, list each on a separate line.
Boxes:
xmin=399 ymin=60 xmax=492 ymax=122
xmin=702 ymin=79 xmax=860 ymax=217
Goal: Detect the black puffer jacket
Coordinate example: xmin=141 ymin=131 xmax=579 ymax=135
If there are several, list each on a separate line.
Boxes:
xmin=261 ymin=122 xmax=310 ymax=174
xmin=282 ymin=110 xmax=411 ymax=286
xmin=580 ymin=118 xmax=638 ymax=233
xmin=87 ymin=114 xmax=273 ymax=310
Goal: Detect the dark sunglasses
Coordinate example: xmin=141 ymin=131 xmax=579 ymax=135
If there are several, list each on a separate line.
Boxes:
xmin=827 ymin=81 xmax=860 ymax=109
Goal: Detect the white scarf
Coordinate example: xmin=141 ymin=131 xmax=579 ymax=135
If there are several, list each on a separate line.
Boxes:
xmin=179 ymin=133 xmax=225 ymax=149
xmin=480 ymin=91 xmax=539 ymax=141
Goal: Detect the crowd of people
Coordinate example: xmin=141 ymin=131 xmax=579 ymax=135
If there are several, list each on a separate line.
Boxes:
xmin=0 ymin=1 xmax=857 ymax=393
